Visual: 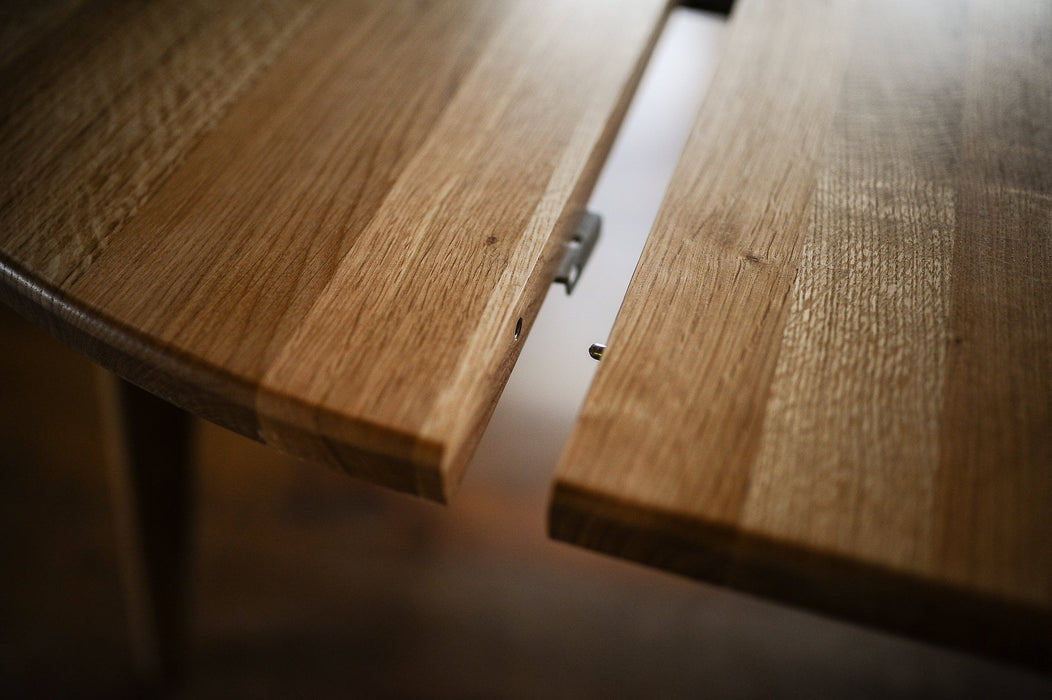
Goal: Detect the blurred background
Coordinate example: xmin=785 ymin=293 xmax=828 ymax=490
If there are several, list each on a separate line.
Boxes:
xmin=2 ymin=8 xmax=1050 ymax=698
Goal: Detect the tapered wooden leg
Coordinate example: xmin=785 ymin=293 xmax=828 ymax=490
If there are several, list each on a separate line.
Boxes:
xmin=97 ymin=370 xmax=196 ymax=684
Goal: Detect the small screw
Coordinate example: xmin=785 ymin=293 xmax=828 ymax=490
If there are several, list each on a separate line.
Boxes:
xmin=588 ymin=343 xmax=606 ymax=361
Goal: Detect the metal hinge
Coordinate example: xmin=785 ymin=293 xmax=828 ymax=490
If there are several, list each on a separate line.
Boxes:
xmin=554 ymin=211 xmax=601 ymax=294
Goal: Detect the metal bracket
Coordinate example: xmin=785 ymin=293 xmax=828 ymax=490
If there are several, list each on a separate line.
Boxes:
xmin=554 ymin=211 xmax=601 ymax=294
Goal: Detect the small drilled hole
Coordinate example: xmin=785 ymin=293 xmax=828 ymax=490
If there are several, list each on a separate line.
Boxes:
xmin=514 ymin=317 xmax=522 ymax=340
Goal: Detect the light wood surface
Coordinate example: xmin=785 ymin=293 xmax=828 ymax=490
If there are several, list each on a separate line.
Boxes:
xmin=551 ymin=0 xmax=1052 ymax=668
xmin=0 ymin=0 xmax=670 ymax=501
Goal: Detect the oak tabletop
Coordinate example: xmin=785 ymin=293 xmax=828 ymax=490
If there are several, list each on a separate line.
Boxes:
xmin=0 ymin=0 xmax=669 ymax=501
xmin=551 ymin=0 xmax=1052 ymax=668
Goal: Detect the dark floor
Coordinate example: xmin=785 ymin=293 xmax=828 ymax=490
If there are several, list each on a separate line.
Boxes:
xmin=2 ymin=303 xmax=1050 ymax=698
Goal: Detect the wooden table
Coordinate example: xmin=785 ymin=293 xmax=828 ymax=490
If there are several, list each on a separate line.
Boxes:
xmin=0 ymin=0 xmax=669 ymax=678
xmin=2 ymin=0 xmax=1049 ymax=676
xmin=0 ymin=0 xmax=668 ymax=502
xmin=552 ymin=0 xmax=1051 ymax=671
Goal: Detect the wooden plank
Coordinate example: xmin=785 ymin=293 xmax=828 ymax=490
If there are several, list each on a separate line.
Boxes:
xmin=0 ymin=0 xmax=670 ymax=501
xmin=551 ymin=0 xmax=1052 ymax=668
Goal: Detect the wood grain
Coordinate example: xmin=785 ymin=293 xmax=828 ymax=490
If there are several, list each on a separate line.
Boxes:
xmin=0 ymin=0 xmax=670 ymax=501
xmin=551 ymin=0 xmax=1052 ymax=668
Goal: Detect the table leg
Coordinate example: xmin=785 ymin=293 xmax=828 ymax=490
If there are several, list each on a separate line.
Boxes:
xmin=97 ymin=370 xmax=195 ymax=684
